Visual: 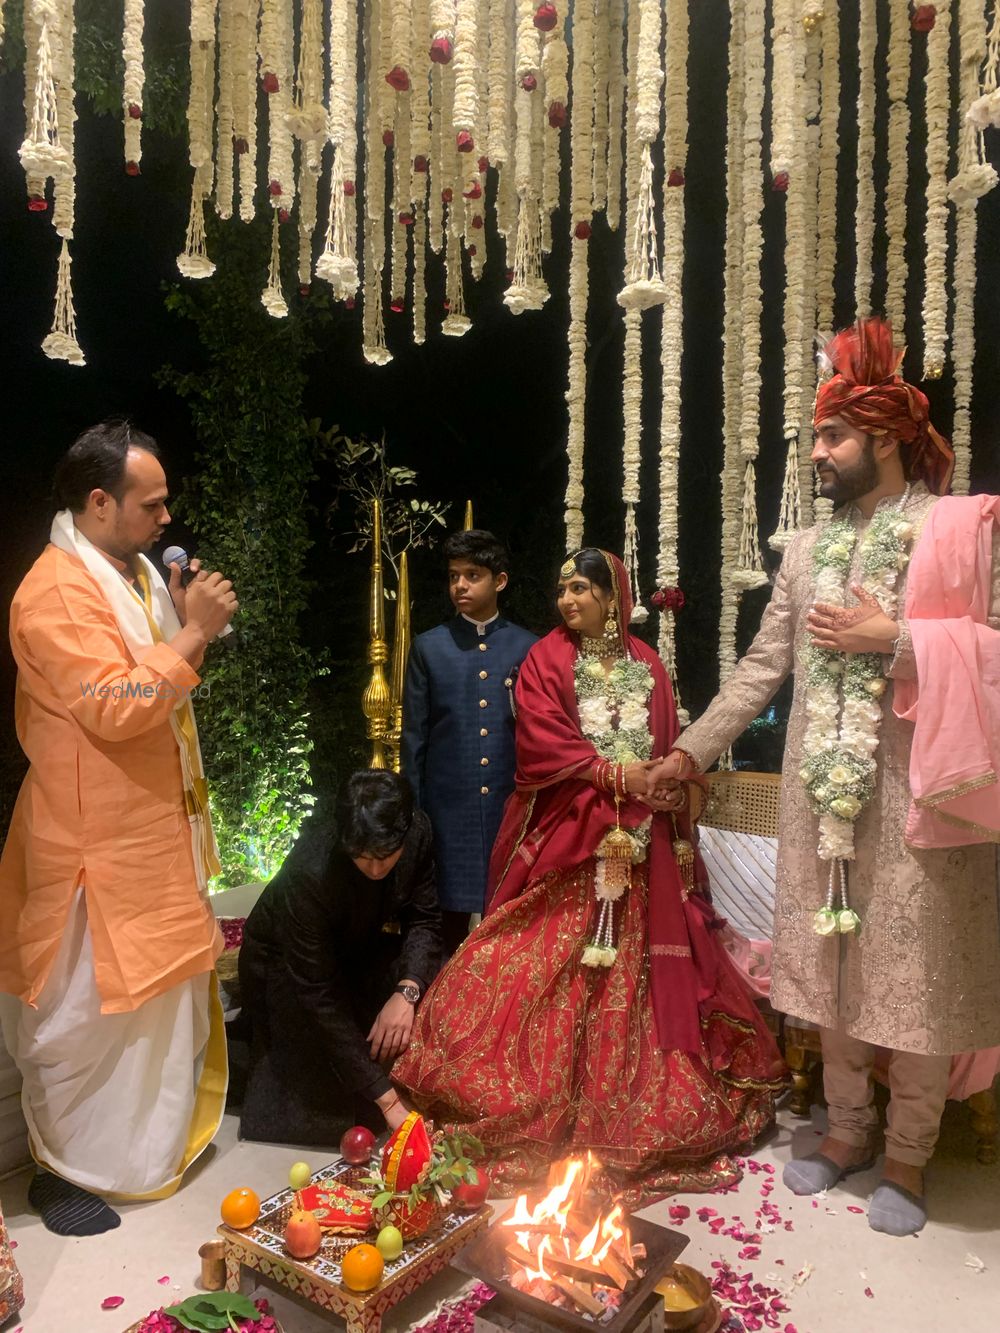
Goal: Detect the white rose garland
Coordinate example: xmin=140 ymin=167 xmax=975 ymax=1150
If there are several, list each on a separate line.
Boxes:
xmin=719 ymin=0 xmax=746 ymax=686
xmin=215 ymin=0 xmax=236 ymax=221
xmin=19 ymin=0 xmax=70 ymax=184
xmin=315 ymin=0 xmax=359 ymax=299
xmin=733 ymin=0 xmax=768 ymax=590
xmin=796 ymin=19 xmax=821 ymax=530
xmin=606 ymin=0 xmax=625 ymax=232
xmin=178 ymin=0 xmax=217 ymax=282
xmin=259 ymin=0 xmax=294 ymax=210
xmin=815 ymin=0 xmax=840 ymax=338
xmin=620 ymin=0 xmax=643 ymax=609
xmin=885 ymin=0 xmax=910 ymax=337
xmin=122 ymin=0 xmax=145 ymax=170
xmin=922 ymin=0 xmax=951 ymax=379
xmin=486 ymin=0 xmax=511 ymax=167
xmin=541 ymin=25 xmax=568 ymax=234
xmin=42 ymin=0 xmax=84 ymax=366
xmin=453 ymin=0 xmax=479 ymax=135
xmin=854 ymin=0 xmax=876 ymax=319
xmin=618 ymin=0 xmax=665 ymax=309
xmin=656 ymin=0 xmax=689 ymax=717
xmin=591 ymin=0 xmax=609 ymax=215
xmin=949 ymin=0 xmax=990 ymax=496
xmin=363 ymin=0 xmax=392 ymax=364
xmin=564 ymin=0 xmax=594 ymax=548
xmin=234 ymin=0 xmax=257 ymax=223
xmin=770 ymin=0 xmax=808 ymax=553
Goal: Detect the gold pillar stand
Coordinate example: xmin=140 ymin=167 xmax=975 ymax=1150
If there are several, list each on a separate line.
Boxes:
xmin=363 ymin=500 xmax=392 ymax=769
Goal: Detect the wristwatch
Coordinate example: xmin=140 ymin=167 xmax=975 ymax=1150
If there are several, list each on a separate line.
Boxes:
xmin=394 ymin=982 xmax=421 ymax=1005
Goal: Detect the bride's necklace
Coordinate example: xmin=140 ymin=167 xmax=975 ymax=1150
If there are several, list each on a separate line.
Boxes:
xmin=579 ymin=627 xmax=620 ymax=658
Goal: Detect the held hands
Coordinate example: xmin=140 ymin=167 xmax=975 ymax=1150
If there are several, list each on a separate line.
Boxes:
xmin=643 ymin=750 xmax=693 ymax=812
xmin=808 ymin=584 xmax=898 ymax=654
xmin=182 ymin=569 xmax=239 ymax=641
xmin=367 ymin=992 xmax=415 ymax=1062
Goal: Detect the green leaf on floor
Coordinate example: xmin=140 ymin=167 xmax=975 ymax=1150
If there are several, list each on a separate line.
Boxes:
xmin=163 ymin=1292 xmax=260 ymax=1332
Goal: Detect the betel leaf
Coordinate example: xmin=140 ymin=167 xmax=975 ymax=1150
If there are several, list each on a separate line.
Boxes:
xmin=163 ymin=1292 xmax=260 ymax=1332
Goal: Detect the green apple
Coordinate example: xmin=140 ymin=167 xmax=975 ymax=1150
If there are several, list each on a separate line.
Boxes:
xmin=375 ymin=1224 xmax=404 ymax=1261
xmin=288 ymin=1161 xmax=312 ymax=1191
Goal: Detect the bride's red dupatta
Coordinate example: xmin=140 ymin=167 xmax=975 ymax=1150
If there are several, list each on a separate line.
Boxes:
xmin=486 ymin=556 xmax=719 ymax=1056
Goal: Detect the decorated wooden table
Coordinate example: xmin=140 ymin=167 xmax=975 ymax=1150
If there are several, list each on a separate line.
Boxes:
xmin=218 ymin=1159 xmax=492 ymax=1333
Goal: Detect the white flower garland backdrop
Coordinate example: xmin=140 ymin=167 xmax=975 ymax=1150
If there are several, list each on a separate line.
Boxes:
xmin=9 ymin=0 xmax=1000 ymax=696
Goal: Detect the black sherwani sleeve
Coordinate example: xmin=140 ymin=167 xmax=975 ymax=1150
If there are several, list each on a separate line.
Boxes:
xmin=396 ymin=815 xmax=444 ymax=993
xmin=401 ymin=639 xmax=431 ymax=807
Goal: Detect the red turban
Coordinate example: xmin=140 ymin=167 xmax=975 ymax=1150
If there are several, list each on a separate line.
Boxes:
xmin=813 ymin=318 xmax=954 ymax=496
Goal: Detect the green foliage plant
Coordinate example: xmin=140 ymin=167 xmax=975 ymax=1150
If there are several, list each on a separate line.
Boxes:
xmin=157 ymin=220 xmax=327 ymax=888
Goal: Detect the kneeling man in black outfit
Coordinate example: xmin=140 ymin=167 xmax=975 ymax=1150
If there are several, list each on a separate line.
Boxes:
xmin=238 ymin=769 xmax=443 ymax=1144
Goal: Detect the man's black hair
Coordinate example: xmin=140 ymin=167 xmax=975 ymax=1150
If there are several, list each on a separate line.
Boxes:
xmin=442 ymin=528 xmax=510 ymax=577
xmin=53 ymin=419 xmax=161 ymax=514
xmin=337 ymin=769 xmax=414 ymax=857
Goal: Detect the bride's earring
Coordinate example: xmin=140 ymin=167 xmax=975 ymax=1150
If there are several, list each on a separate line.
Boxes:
xmin=604 ymin=606 xmax=618 ymax=639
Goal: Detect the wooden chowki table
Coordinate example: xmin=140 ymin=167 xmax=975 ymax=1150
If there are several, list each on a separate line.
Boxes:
xmin=218 ymin=1159 xmax=492 ymax=1333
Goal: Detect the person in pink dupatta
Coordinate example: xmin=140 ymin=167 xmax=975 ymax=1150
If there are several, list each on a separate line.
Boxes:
xmin=652 ymin=319 xmax=1000 ymax=1237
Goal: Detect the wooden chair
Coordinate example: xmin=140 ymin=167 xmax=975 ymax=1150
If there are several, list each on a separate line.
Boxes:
xmin=697 ymin=769 xmax=999 ymax=1164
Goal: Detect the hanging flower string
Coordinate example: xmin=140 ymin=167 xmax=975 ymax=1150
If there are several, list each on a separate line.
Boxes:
xmin=854 ymin=0 xmax=877 ymax=319
xmin=885 ymin=0 xmax=911 ymax=336
xmin=617 ymin=0 xmax=665 ymax=309
xmin=655 ymin=0 xmax=689 ymax=722
xmin=122 ymin=0 xmax=145 ymax=172
xmin=921 ymin=0 xmax=951 ymax=379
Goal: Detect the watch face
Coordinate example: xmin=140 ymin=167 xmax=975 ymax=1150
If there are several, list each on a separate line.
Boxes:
xmin=399 ymin=984 xmax=419 ymax=1003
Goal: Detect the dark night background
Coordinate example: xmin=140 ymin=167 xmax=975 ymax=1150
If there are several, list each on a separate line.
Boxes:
xmin=2 ymin=1 xmax=999 ymax=824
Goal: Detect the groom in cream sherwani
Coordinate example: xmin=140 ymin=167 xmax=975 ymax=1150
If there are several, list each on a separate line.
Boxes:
xmin=0 ymin=421 xmax=237 ymax=1236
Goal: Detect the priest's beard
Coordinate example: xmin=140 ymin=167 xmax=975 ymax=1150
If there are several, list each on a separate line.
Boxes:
xmin=816 ymin=438 xmax=879 ymax=506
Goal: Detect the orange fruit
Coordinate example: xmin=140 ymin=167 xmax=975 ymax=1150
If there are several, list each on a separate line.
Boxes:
xmin=220 ymin=1186 xmax=261 ymax=1229
xmin=341 ymin=1242 xmax=385 ymax=1293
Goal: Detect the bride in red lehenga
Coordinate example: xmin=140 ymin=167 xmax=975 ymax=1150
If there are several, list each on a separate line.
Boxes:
xmin=392 ymin=549 xmax=786 ymax=1203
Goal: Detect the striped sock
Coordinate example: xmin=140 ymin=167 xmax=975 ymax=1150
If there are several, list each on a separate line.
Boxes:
xmin=27 ymin=1170 xmax=121 ymax=1237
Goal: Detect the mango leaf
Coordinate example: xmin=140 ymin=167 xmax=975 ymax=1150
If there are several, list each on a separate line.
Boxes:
xmin=164 ymin=1292 xmax=260 ymax=1331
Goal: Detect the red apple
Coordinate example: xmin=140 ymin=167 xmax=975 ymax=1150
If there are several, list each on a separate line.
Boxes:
xmin=452 ymin=1166 xmax=490 ymax=1210
xmin=340 ymin=1125 xmax=376 ymax=1165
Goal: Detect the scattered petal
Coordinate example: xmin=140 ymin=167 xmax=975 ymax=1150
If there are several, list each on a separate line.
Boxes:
xmin=864 ymin=1286 xmax=875 ymax=1299
xmin=669 ymin=1204 xmax=691 ymax=1221
xmin=965 ymin=1252 xmax=987 ymax=1273
xmin=101 ymin=1297 xmax=125 ymax=1310
xmin=157 ymin=1275 xmax=170 ymax=1285
xmin=846 ymin=1205 xmax=864 ymax=1214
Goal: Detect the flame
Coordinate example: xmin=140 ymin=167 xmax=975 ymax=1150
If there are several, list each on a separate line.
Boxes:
xmin=501 ymin=1157 xmax=584 ymax=1233
xmin=593 ymin=1203 xmax=627 ymax=1266
xmin=502 ymin=1157 xmax=632 ymax=1289
xmin=524 ymin=1234 xmax=553 ymax=1284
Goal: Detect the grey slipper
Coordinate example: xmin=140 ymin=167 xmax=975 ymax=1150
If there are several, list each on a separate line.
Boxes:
xmin=782 ymin=1151 xmax=876 ymax=1197
xmin=868 ymin=1181 xmax=927 ymax=1236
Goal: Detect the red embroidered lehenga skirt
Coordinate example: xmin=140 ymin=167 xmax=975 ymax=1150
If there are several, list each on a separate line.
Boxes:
xmin=393 ymin=861 xmax=787 ymax=1204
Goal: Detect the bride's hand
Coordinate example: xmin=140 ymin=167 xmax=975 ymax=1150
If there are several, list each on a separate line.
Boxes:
xmin=623 ymin=760 xmax=660 ymax=796
xmin=640 ymin=785 xmax=687 ymax=813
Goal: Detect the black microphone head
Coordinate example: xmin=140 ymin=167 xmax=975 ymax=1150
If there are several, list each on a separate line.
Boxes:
xmin=161 ymin=545 xmax=190 ymax=572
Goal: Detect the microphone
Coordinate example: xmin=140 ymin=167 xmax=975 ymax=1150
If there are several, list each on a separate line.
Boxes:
xmin=162 ymin=545 xmax=234 ymax=639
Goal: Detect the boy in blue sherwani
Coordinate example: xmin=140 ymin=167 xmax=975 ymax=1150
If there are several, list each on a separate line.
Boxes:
xmin=402 ymin=530 xmax=537 ymax=954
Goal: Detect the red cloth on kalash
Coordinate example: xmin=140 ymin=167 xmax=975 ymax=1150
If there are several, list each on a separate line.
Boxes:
xmin=393 ymin=553 xmax=787 ymax=1204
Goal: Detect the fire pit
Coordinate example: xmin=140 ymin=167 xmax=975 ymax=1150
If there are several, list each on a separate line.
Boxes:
xmin=453 ymin=1156 xmax=689 ymax=1332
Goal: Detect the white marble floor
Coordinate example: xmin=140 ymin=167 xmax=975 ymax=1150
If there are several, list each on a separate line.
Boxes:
xmin=1 ymin=1097 xmax=998 ymax=1333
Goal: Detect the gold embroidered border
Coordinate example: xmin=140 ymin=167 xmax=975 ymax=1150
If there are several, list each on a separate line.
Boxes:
xmin=914 ymin=804 xmax=1000 ymax=844
xmin=496 ymin=793 xmax=537 ymax=888
xmin=650 ymin=944 xmax=692 ymax=958
xmin=914 ymin=770 xmax=997 ymax=808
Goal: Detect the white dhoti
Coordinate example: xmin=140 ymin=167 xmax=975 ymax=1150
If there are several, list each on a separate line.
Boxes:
xmin=0 ymin=891 xmax=227 ymax=1199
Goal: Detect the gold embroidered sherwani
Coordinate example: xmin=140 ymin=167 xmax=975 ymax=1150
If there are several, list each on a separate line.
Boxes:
xmin=680 ymin=484 xmax=1000 ymax=1056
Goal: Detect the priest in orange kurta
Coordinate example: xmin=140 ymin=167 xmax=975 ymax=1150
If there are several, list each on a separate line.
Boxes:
xmin=0 ymin=422 xmax=237 ymax=1236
